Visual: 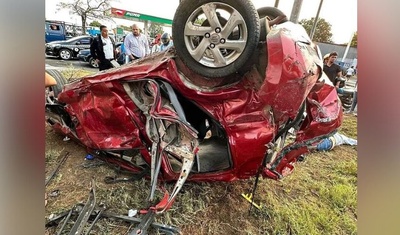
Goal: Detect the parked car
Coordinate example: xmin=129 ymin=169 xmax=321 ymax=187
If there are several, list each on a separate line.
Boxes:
xmin=45 ymin=35 xmax=93 ymax=60
xmin=78 ymin=42 xmax=123 ymax=68
xmin=77 ymin=49 xmax=97 ymax=68
xmin=45 ymin=1 xmax=343 ymax=234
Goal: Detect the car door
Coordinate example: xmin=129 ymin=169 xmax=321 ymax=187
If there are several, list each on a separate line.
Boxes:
xmin=45 ymin=23 xmax=65 ymax=43
xmin=72 ymin=37 xmax=93 ymax=55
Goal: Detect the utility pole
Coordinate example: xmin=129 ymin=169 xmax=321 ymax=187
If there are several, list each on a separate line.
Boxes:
xmin=342 ymin=31 xmax=355 ymax=63
xmin=310 ymin=0 xmax=324 ymax=40
xmin=274 ymin=0 xmax=280 ymax=8
xmin=290 ymin=0 xmax=303 ymax=23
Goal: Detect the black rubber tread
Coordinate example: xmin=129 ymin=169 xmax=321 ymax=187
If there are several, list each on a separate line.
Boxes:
xmin=89 ymin=57 xmax=98 ymax=68
xmin=58 ymin=48 xmax=72 ymax=60
xmin=257 ymin=7 xmax=288 ymax=41
xmin=173 ymin=0 xmax=260 ymax=79
xmin=45 ymin=69 xmax=67 ymax=98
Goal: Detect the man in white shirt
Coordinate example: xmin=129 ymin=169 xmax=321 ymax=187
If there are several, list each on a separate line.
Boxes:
xmin=346 ymin=66 xmax=355 ymax=78
xmin=90 ymin=25 xmax=116 ymax=71
xmin=124 ymin=24 xmax=150 ymax=62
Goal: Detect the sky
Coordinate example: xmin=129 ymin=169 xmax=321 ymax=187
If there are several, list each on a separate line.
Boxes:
xmin=45 ymin=0 xmax=357 ymax=44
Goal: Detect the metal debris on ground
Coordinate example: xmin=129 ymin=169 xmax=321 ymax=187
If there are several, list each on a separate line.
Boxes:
xmin=241 ymin=193 xmax=263 ymax=210
xmin=46 ymin=179 xmax=181 ymax=235
xmin=80 ymin=158 xmax=105 ymax=168
xmin=49 ymin=189 xmax=60 ymax=197
xmin=45 ymin=151 xmax=70 ymax=186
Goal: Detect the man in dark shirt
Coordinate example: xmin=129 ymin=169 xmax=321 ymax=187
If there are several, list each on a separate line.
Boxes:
xmin=90 ymin=25 xmax=116 ymax=71
xmin=323 ymin=51 xmax=344 ymax=91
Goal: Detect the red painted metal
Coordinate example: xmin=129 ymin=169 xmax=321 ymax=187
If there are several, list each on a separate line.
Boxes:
xmin=53 ymin=22 xmax=342 ymax=183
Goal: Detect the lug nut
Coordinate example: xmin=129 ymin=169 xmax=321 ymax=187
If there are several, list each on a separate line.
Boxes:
xmin=220 ymin=38 xmax=225 ymax=44
xmin=210 ymin=43 xmax=215 ymax=48
xmin=215 ymin=27 xmax=221 ymax=33
xmin=205 ymin=33 xmax=210 ymax=38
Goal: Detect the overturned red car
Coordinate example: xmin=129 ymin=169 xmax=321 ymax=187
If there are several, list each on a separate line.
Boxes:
xmin=45 ymin=0 xmax=342 ymax=233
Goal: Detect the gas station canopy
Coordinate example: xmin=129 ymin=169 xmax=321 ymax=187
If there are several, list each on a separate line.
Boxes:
xmin=110 ymin=7 xmax=172 ymax=26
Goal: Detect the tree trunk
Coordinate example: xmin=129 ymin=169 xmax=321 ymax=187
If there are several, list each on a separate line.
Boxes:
xmin=81 ymin=15 xmax=87 ymax=35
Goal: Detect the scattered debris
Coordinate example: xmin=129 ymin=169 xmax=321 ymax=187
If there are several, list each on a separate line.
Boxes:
xmin=128 ymin=209 xmax=138 ymax=217
xmin=80 ymin=159 xmax=104 ymax=168
xmin=49 ymin=189 xmax=60 ymax=197
xmin=241 ymin=193 xmax=262 ymax=210
xmin=85 ymin=154 xmax=94 ymax=160
xmin=46 ymin=179 xmax=181 ymax=235
xmin=45 ymin=151 xmax=70 ymax=186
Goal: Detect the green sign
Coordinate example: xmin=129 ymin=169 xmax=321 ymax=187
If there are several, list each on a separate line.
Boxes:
xmin=116 ymin=27 xmax=123 ymax=35
xmin=111 ymin=8 xmax=172 ymax=25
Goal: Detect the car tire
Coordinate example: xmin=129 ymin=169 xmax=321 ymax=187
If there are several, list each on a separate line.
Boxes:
xmin=59 ymin=48 xmax=72 ymax=60
xmin=172 ymin=0 xmax=260 ymax=78
xmin=89 ymin=57 xmax=99 ymax=68
xmin=257 ymin=7 xmax=288 ymax=41
xmin=45 ymin=69 xmax=67 ymax=98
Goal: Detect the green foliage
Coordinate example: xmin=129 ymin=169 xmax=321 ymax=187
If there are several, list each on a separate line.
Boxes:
xmin=351 ymin=31 xmax=357 ymax=47
xmin=60 ymin=66 xmax=95 ymax=81
xmin=195 ymin=17 xmax=206 ymax=26
xmin=89 ymin=20 xmax=102 ymax=27
xmin=148 ymin=22 xmax=164 ymax=38
xmin=56 ymin=0 xmax=113 ymax=34
xmin=299 ymin=17 xmax=333 ymax=43
xmin=119 ymin=25 xmax=131 ymax=32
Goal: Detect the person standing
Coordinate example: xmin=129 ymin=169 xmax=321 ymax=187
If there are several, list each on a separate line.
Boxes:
xmin=90 ymin=25 xmax=116 ymax=71
xmin=323 ymin=51 xmax=345 ymax=93
xmin=159 ymin=32 xmax=174 ymax=52
xmin=120 ymin=36 xmax=126 ymax=54
xmin=346 ymin=80 xmax=358 ymax=116
xmin=118 ymin=35 xmax=129 ymax=64
xmin=124 ymin=24 xmax=150 ymax=62
xmin=346 ymin=66 xmax=355 ymax=78
xmin=151 ymin=34 xmax=162 ymax=54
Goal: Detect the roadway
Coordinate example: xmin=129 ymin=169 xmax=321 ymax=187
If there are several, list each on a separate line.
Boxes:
xmin=45 ymin=55 xmax=98 ymax=72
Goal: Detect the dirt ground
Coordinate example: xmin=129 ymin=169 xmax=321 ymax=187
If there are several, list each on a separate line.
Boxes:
xmin=45 ymin=121 xmax=255 ymax=234
xmin=45 ymin=113 xmax=357 ymax=234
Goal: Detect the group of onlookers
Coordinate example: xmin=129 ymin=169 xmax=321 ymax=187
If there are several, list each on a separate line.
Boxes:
xmin=90 ymin=24 xmax=174 ymax=71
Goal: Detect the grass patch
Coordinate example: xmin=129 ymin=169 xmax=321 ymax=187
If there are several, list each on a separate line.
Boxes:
xmin=45 ymin=110 xmax=357 ymax=234
xmin=60 ymin=66 xmax=95 ymax=82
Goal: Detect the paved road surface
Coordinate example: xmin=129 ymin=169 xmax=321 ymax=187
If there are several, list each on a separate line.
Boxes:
xmin=45 ymin=55 xmax=97 ymax=72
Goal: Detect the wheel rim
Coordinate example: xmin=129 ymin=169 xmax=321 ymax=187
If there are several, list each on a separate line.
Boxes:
xmin=184 ymin=2 xmax=248 ymax=68
xmin=90 ymin=59 xmax=98 ymax=68
xmin=60 ymin=50 xmax=71 ymax=60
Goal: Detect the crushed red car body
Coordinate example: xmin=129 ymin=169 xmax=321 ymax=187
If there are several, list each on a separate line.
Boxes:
xmin=45 ymin=2 xmax=342 ymax=233
xmin=51 ymin=22 xmax=342 ymax=183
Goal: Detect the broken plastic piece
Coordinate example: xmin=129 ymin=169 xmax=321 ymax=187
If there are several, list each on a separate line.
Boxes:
xmin=128 ymin=209 xmax=138 ymax=217
xmin=85 ymin=154 xmax=94 ymax=160
xmin=241 ymin=193 xmax=262 ymax=210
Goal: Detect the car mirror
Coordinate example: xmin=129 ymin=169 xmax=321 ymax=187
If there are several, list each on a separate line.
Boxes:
xmin=76 ymin=41 xmax=81 ymax=45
